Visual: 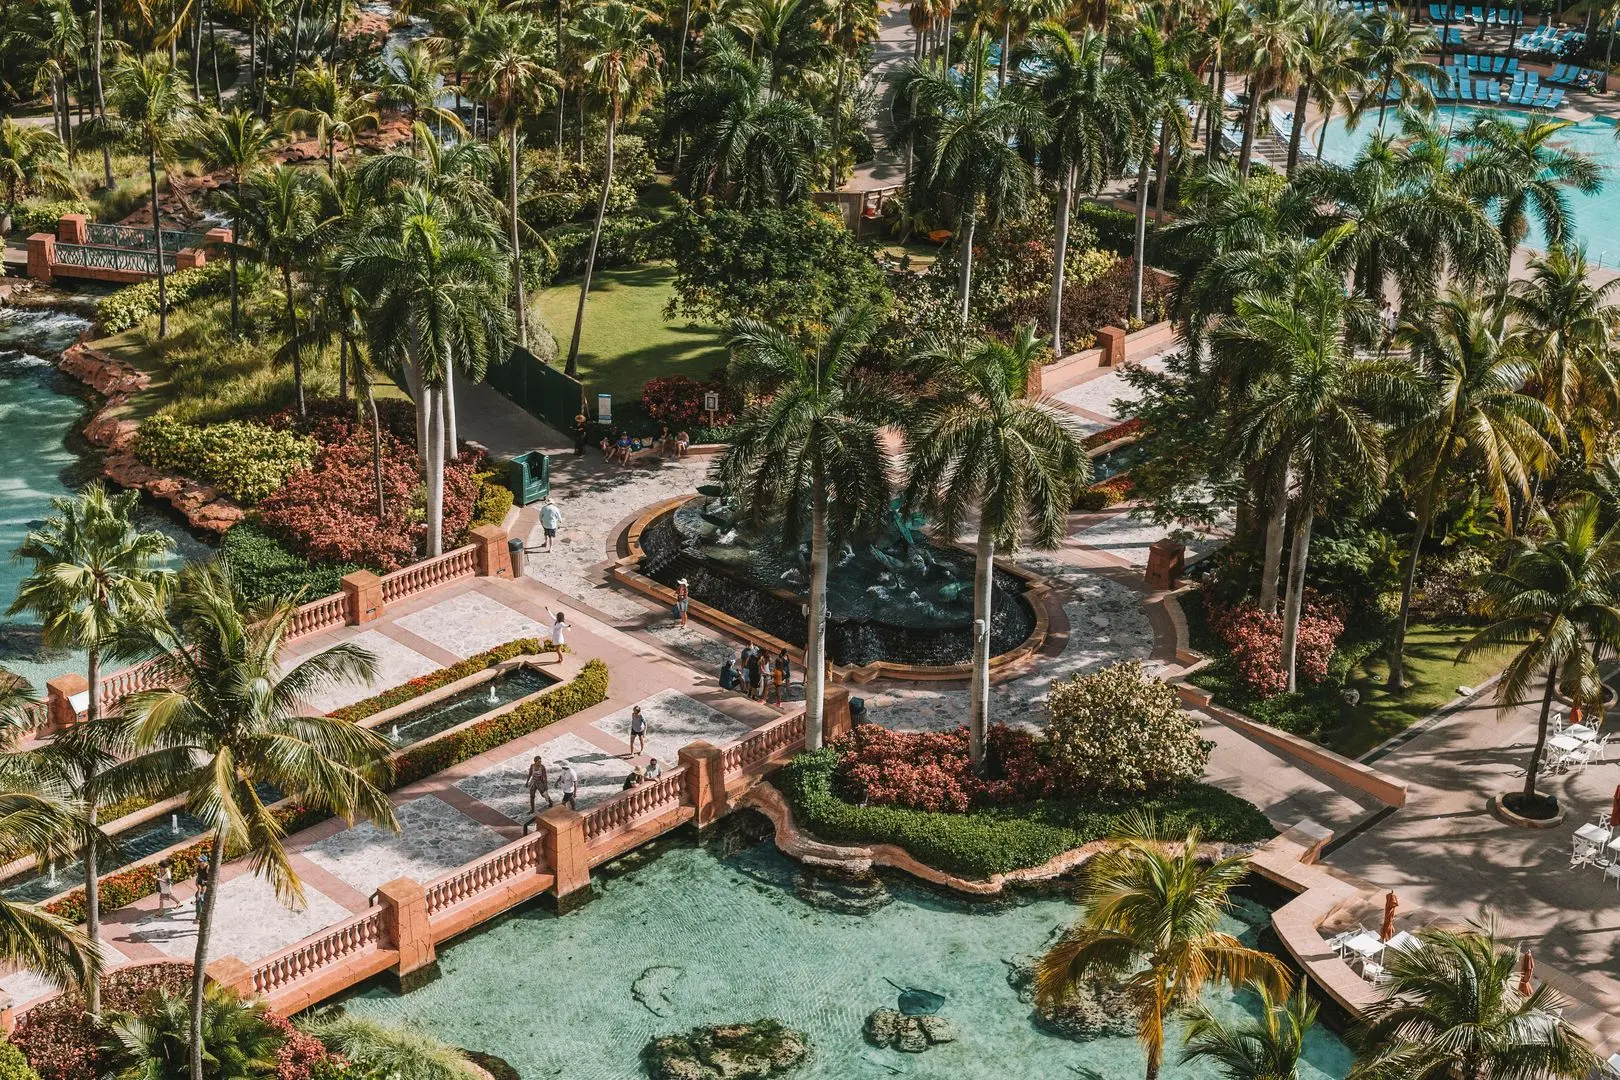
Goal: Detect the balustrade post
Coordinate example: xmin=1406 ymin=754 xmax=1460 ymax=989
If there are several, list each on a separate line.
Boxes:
xmin=536 ymin=805 xmax=592 ymax=911
xmin=677 ymin=741 xmax=729 ymax=827
xmin=43 ymin=673 xmax=88 ymax=733
xmin=469 ymin=525 xmax=511 ymax=578
xmin=341 ymin=570 xmax=385 ymax=625
xmin=822 ymin=689 xmax=852 ymax=744
xmin=56 ymin=214 xmax=88 ymax=245
xmin=205 ymin=955 xmax=256 ymax=997
xmin=376 ymin=877 xmax=437 ymax=985
xmin=26 ymin=234 xmax=55 ymax=281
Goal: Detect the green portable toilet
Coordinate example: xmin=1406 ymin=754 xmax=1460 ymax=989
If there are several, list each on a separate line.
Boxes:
xmin=507 ymin=450 xmax=550 ymax=506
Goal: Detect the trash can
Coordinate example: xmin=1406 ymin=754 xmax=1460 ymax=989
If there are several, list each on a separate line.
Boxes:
xmin=507 ymin=451 xmax=550 ymax=506
xmin=508 ymin=537 xmax=525 ymax=577
xmin=850 ymin=696 xmax=867 ymax=725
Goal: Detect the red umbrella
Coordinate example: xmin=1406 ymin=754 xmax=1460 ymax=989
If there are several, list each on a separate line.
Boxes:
xmin=1519 ymin=946 xmax=1534 ymax=997
xmin=1381 ymin=891 xmax=1398 ymax=942
xmin=1610 ymin=785 xmax=1620 ymax=829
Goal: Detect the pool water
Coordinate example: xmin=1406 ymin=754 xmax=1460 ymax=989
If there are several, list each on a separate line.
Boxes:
xmin=339 ymin=832 xmax=1355 ymax=1079
xmin=381 ymin=666 xmax=551 ymax=746
xmin=1313 ymin=106 xmax=1620 ymax=256
xmin=0 ymin=809 xmax=207 ymax=904
xmin=0 ymin=307 xmax=207 ymax=690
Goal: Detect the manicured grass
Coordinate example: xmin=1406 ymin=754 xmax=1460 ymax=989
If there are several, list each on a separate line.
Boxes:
xmin=1342 ymin=623 xmax=1509 ymax=757
xmin=534 ymin=263 xmax=727 ymax=402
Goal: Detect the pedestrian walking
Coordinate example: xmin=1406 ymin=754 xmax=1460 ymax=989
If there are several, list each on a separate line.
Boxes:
xmin=547 ymin=608 xmax=571 ymax=662
xmin=193 ymin=853 xmax=211 ymax=920
xmin=558 ymin=762 xmax=579 ymax=810
xmin=527 ymin=755 xmax=552 ymax=813
xmin=745 ymin=645 xmax=764 ymax=701
xmin=573 ymin=414 xmax=588 ymax=456
xmin=628 ymin=705 xmax=647 ymax=755
xmin=155 ymin=858 xmax=177 ymax=912
xmin=674 ymin=579 xmax=690 ymax=626
xmin=538 ymin=497 xmax=563 ymax=553
xmin=769 ymin=655 xmax=786 ymax=706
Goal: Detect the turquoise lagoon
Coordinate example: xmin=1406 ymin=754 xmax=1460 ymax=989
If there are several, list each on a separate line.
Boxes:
xmin=340 ymin=832 xmax=1355 ymax=1079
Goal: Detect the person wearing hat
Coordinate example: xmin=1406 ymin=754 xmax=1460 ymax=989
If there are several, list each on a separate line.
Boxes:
xmin=674 ymin=578 xmax=690 ymax=626
xmin=573 ymin=414 xmax=588 ymax=455
xmin=538 ymin=496 xmax=562 ymax=552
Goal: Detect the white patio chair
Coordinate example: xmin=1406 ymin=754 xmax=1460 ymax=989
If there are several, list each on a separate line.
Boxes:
xmin=1360 ymin=959 xmax=1386 ymax=984
xmin=1323 ymin=929 xmax=1358 ymax=956
xmin=1605 ymin=1051 xmax=1620 ymax=1078
xmin=1604 ymin=862 xmax=1620 ymax=890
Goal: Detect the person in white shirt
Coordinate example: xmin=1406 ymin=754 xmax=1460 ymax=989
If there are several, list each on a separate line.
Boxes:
xmin=557 ymin=762 xmax=579 ymax=810
xmin=546 ymin=608 xmax=571 ymax=662
xmin=538 ymin=498 xmax=563 ymax=552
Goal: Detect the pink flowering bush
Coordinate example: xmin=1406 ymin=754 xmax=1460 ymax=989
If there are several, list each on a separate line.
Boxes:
xmin=1205 ymin=593 xmax=1345 ymax=698
xmin=832 ymin=725 xmax=1055 ymax=811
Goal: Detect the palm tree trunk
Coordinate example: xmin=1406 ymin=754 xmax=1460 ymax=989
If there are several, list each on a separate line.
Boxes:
xmin=1317 ymin=103 xmax=1333 ymax=160
xmin=83 ymin=646 xmax=101 ymax=1020
xmin=94 ymin=0 xmax=112 ymax=188
xmin=149 ymin=144 xmax=170 ymax=340
xmin=1525 ymin=664 xmax=1557 ymax=801
xmin=208 ymin=8 xmax=222 ymax=104
xmin=228 ymin=191 xmax=241 ymax=335
xmin=1258 ymin=460 xmax=1287 ymax=614
xmin=828 ymin=50 xmax=847 ymax=191
xmin=1130 ymin=145 xmax=1150 ymax=321
xmin=291 ymin=0 xmax=306 ymax=76
xmin=1209 ymin=64 xmax=1227 ymax=161
xmin=968 ymin=528 xmax=994 ymax=768
xmin=566 ymin=110 xmax=615 ymax=376
xmin=188 ymin=830 xmax=226 ymax=1080
xmin=366 ymin=380 xmax=386 ymax=518
xmin=1286 ymin=84 xmax=1308 ymax=171
xmin=956 ymin=208 xmax=976 ymax=327
xmin=1280 ymin=490 xmax=1315 ymax=693
xmin=509 ymin=125 xmax=526 ymax=346
xmin=444 ymin=365 xmax=459 ymax=462
xmin=426 ymin=385 xmax=445 ymax=556
xmin=674 ymin=0 xmax=691 ymax=171
xmin=1237 ymin=82 xmax=1262 ymax=177
xmin=332 ymin=0 xmax=343 ymax=65
xmin=804 ymin=472 xmax=831 ymax=749
xmin=282 ymin=264 xmax=305 ymax=418
xmin=1152 ymin=130 xmax=1171 ymax=222
xmin=1388 ymin=488 xmax=1437 ymax=691
xmin=1049 ymin=163 xmax=1073 ymax=357
xmin=998 ymin=22 xmax=1010 ymax=86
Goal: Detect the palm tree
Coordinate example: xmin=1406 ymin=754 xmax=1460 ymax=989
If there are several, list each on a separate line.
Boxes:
xmin=1462 ymin=114 xmax=1602 ymax=260
xmin=1350 ymin=11 xmax=1439 ymax=132
xmin=300 ymin=1015 xmax=476 ymax=1080
xmin=1023 ymin=22 xmax=1129 ymax=356
xmin=6 ymin=482 xmax=172 ymax=1016
xmin=0 ymin=118 xmax=72 ymax=231
xmin=118 ymin=561 xmax=398 ymax=1080
xmin=1288 ymin=0 xmax=1359 ymax=170
xmin=356 ymin=125 xmax=500 ymax=223
xmin=819 ymin=0 xmax=879 ymax=190
xmin=1181 ymin=982 xmax=1318 ymax=1080
xmin=1350 ymin=920 xmax=1599 ymax=1080
xmin=222 ymin=165 xmax=324 ymax=420
xmin=716 ymin=306 xmax=894 ymax=750
xmin=467 ymin=12 xmax=560 ymax=350
xmin=1461 ymin=497 xmax=1620 ymax=809
xmin=905 ymin=326 xmax=1089 ymax=765
xmin=103 ymin=53 xmax=196 ymax=340
xmin=101 ymin=984 xmax=282 ymax=1080
xmin=1232 ymin=0 xmax=1305 ymax=178
xmin=563 ymin=1 xmax=662 ymax=377
xmin=894 ymin=38 xmax=1046 ymax=326
xmin=1036 ymin=818 xmax=1290 ymax=1080
xmin=281 ymin=59 xmax=379 ymax=175
xmin=373 ymin=42 xmax=464 ymax=142
xmin=1385 ymin=292 xmax=1555 ymax=692
xmin=1508 ymin=246 xmax=1620 ymax=461
xmin=1198 ymin=0 xmax=1243 ymax=164
xmin=189 ymin=109 xmax=275 ymax=336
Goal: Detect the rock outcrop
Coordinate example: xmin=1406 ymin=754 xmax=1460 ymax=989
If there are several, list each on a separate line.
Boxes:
xmin=863 ymin=1009 xmax=959 ymax=1053
xmin=59 ymin=343 xmax=150 ymax=397
xmin=101 ymin=453 xmax=242 ymax=534
xmin=1005 ymin=928 xmax=1141 ymax=1042
xmin=642 ymin=1021 xmax=809 ymax=1080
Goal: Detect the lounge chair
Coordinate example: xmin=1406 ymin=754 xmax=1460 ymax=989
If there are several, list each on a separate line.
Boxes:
xmin=1460 ymin=79 xmax=1475 ymax=100
xmin=1479 ymin=79 xmax=1500 ymax=100
xmin=1429 ymin=3 xmax=1444 ymax=18
xmin=1545 ymin=87 xmax=1565 ymax=108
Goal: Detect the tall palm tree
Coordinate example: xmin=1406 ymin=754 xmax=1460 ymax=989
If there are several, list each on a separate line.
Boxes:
xmin=1232 ymin=0 xmax=1305 ymax=178
xmin=373 ymin=41 xmax=464 ymax=142
xmin=894 ymin=38 xmax=1047 ymax=326
xmin=1023 ymin=22 xmax=1129 ymax=356
xmin=281 ymin=59 xmax=379 ymax=175
xmin=357 ymin=125 xmax=500 ymax=224
xmin=0 ymin=118 xmax=72 ymax=230
xmin=1198 ymin=0 xmax=1243 ymax=164
xmin=1461 ymin=497 xmax=1620 ymax=808
xmin=1385 ymin=293 xmax=1555 ymax=691
xmin=716 ymin=306 xmax=894 ymax=750
xmin=1288 ymin=0 xmax=1359 ymax=170
xmin=1350 ymin=920 xmax=1599 ymax=1080
xmin=1462 ymin=114 xmax=1602 ymax=261
xmin=222 ymin=165 xmax=324 ymax=419
xmin=905 ymin=326 xmax=1089 ymax=765
xmin=189 ymin=108 xmax=275 ymax=336
xmin=118 ymin=561 xmax=399 ymax=1080
xmin=1350 ymin=11 xmax=1439 ymax=132
xmin=7 ymin=483 xmax=172 ymax=1017
xmin=1181 ymin=981 xmax=1318 ymax=1080
xmin=819 ymin=0 xmax=879 ymax=189
xmin=467 ymin=11 xmax=560 ymax=349
xmin=562 ymin=1 xmax=661 ymax=376
xmin=1508 ymin=246 xmax=1620 ymax=462
xmin=103 ymin=53 xmax=196 ymax=340
xmin=1036 ymin=817 xmax=1290 ymax=1080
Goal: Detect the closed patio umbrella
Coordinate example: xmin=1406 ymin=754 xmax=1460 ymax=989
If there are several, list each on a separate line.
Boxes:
xmin=1519 ymin=946 xmax=1534 ymax=997
xmin=1381 ymin=891 xmax=1398 ymax=942
xmin=1610 ymin=785 xmax=1620 ymax=828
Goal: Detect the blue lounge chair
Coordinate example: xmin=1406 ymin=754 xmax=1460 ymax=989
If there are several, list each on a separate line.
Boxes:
xmin=1429 ymin=3 xmax=1444 ymax=18
xmin=1506 ymin=82 xmax=1527 ymax=104
xmin=1549 ymin=62 xmax=1570 ymax=83
xmin=1505 ymin=57 xmax=1519 ymax=74
xmin=1480 ymin=79 xmax=1501 ymax=100
xmin=1545 ymin=87 xmax=1565 ymax=108
xmin=1529 ymin=87 xmax=1550 ymax=107
xmin=1462 ymin=79 xmax=1478 ymax=100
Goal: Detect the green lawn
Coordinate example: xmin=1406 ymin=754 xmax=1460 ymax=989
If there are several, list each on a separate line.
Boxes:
xmin=535 ymin=263 xmax=727 ymax=402
xmin=1341 ymin=623 xmax=1509 ymax=758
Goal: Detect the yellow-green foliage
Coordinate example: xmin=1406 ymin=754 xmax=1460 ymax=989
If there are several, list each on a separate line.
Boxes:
xmin=134 ymin=415 xmax=317 ymax=504
xmin=469 ymin=472 xmax=514 ymax=528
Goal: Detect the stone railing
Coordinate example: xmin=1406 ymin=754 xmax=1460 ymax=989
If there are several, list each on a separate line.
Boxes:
xmin=580 ymin=770 xmax=689 ymax=846
xmin=423 ymin=833 xmax=547 ymax=916
xmin=721 ymin=712 xmax=807 ymax=777
xmin=98 ymin=656 xmax=171 ymax=711
xmin=289 ymin=592 xmax=349 ymax=639
xmin=379 ymin=545 xmax=478 ymax=604
xmin=248 ymin=910 xmax=383 ymax=997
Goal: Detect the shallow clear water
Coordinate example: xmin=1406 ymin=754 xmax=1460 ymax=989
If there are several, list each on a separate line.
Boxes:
xmin=0 ymin=307 xmax=207 ymax=689
xmin=340 ymin=835 xmax=1354 ymax=1079
xmin=0 ymin=809 xmax=206 ymax=904
xmin=383 ymin=667 xmax=551 ymax=746
xmin=1314 ymin=106 xmax=1620 ymax=256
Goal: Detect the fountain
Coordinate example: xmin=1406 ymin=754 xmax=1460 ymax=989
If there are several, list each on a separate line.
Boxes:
xmin=487 ymin=683 xmax=499 ymax=706
xmin=170 ymin=813 xmax=179 ymax=834
xmin=633 ymin=495 xmax=1039 ymax=669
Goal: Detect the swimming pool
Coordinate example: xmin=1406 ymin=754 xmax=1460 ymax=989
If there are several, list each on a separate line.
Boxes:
xmin=1313 ymin=106 xmax=1620 ymax=258
xmin=338 ymin=828 xmax=1356 ymax=1079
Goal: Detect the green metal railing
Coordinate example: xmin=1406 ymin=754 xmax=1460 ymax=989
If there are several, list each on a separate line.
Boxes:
xmin=53 ymin=243 xmax=177 ymax=275
xmin=84 ymin=222 xmax=210 ymax=252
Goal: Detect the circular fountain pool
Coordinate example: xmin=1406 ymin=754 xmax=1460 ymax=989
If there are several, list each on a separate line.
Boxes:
xmin=633 ymin=496 xmax=1041 ymax=670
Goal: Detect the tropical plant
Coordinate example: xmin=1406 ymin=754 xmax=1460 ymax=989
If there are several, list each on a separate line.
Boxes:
xmin=1462 ymin=113 xmax=1602 ymax=261
xmin=6 ymin=483 xmax=173 ymax=1015
xmin=116 ymin=562 xmax=399 ymax=1080
xmin=0 ymin=118 xmax=72 ymax=226
xmin=1349 ymin=10 xmax=1439 ymax=132
xmin=1036 ymin=817 xmax=1290 ymax=1080
xmin=1460 ymin=496 xmax=1620 ymax=810
xmin=281 ymin=60 xmax=380 ymax=175
xmin=818 ymin=0 xmax=880 ymax=188
xmin=99 ymin=984 xmax=281 ymax=1080
xmin=715 ymin=305 xmax=894 ymax=749
xmin=373 ymin=42 xmax=464 ymax=140
xmin=904 ymin=325 xmax=1090 ymax=763
xmin=188 ymin=108 xmax=275 ymax=336
xmin=1288 ymin=0 xmax=1360 ymax=170
xmin=1232 ymin=0 xmax=1305 ymax=178
xmin=300 ymin=1015 xmax=476 ymax=1080
xmin=1181 ymin=981 xmax=1318 ymax=1080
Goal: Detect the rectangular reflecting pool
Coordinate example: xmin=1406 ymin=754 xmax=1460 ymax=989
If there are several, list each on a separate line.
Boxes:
xmin=378 ymin=666 xmax=551 ymax=747
xmin=337 ymin=826 xmax=1355 ymax=1078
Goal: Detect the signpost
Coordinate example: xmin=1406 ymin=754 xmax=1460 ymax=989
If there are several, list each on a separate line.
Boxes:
xmin=597 ymin=393 xmax=613 ymax=424
xmin=704 ymin=390 xmax=719 ymax=428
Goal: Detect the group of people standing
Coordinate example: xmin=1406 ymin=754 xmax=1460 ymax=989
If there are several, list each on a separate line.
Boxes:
xmin=720 ymin=643 xmax=792 ymax=706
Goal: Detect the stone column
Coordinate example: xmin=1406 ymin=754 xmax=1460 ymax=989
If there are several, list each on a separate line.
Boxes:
xmin=677 ymin=741 xmax=729 ymax=827
xmin=469 ymin=524 xmax=511 ymax=578
xmin=0 ymin=990 xmax=14 ymax=1035
xmin=175 ymin=247 xmax=207 ymax=270
xmin=204 ymin=226 xmax=233 ymax=247
xmin=341 ymin=570 xmax=384 ymax=625
xmin=1145 ymin=539 xmax=1185 ymax=591
xmin=56 ymin=214 xmax=88 ymax=244
xmin=376 ymin=877 xmax=436 ymax=977
xmin=44 ymin=673 xmax=87 ymax=732
xmin=204 ymin=955 xmax=255 ymax=996
xmin=26 ymin=234 xmax=55 ymax=282
xmin=1097 ymin=325 xmax=1126 ymax=367
xmin=536 ymin=806 xmax=591 ymax=908
xmin=822 ymin=688 xmax=853 ymax=744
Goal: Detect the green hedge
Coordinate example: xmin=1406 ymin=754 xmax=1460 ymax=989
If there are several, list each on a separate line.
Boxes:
xmin=97 ymin=262 xmax=230 ymax=334
xmin=776 ymin=750 xmax=1273 ymax=879
xmin=134 ymin=415 xmax=317 ymax=504
xmin=470 ymin=472 xmax=514 ymax=529
xmin=44 ymin=652 xmax=608 ymax=922
xmin=221 ymin=523 xmax=358 ymax=605
xmin=331 ymin=637 xmax=544 ymax=723
xmin=10 ymin=199 xmax=90 ymax=236
xmin=0 ymin=1040 xmax=42 ymax=1080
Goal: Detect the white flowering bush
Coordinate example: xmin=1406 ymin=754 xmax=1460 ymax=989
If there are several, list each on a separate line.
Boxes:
xmin=1045 ymin=661 xmax=1210 ymax=794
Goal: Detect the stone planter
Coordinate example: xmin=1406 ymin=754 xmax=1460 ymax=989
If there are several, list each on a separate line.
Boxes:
xmin=1489 ymin=793 xmax=1566 ymax=829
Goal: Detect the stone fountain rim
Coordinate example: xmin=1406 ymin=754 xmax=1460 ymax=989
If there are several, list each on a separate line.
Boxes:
xmin=609 ymin=494 xmax=1052 ymax=685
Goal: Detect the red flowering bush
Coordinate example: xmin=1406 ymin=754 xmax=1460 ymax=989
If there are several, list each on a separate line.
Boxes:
xmin=266 ymin=1011 xmax=332 ymax=1080
xmin=1082 ymin=417 xmax=1143 ymax=451
xmin=12 ymin=963 xmax=191 ymax=1080
xmin=1206 ymin=594 xmax=1346 ymax=698
xmin=639 ymin=374 xmax=734 ymax=427
xmin=833 ymin=724 xmax=1054 ymax=812
xmin=1075 ymin=474 xmax=1133 ymax=511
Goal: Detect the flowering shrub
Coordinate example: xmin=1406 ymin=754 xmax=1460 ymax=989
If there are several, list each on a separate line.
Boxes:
xmin=1045 ymin=661 xmax=1210 ymax=794
xmin=134 ymin=416 xmax=317 ymax=504
xmin=1082 ymin=417 xmax=1143 ymax=451
xmin=265 ymin=1011 xmax=332 ymax=1080
xmin=1205 ymin=594 xmax=1346 ymax=698
xmin=10 ymin=200 xmax=91 ymax=236
xmin=12 ymin=963 xmax=192 ymax=1080
xmin=469 ymin=472 xmax=514 ymax=529
xmin=97 ymin=263 xmax=230 ymax=334
xmin=1074 ymin=474 xmax=1132 ymax=511
xmin=1414 ymin=547 xmax=1492 ymax=621
xmin=0 ymin=1041 xmax=40 ymax=1080
xmin=833 ymin=725 xmax=1055 ymax=812
xmin=639 ymin=374 xmax=735 ymax=428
